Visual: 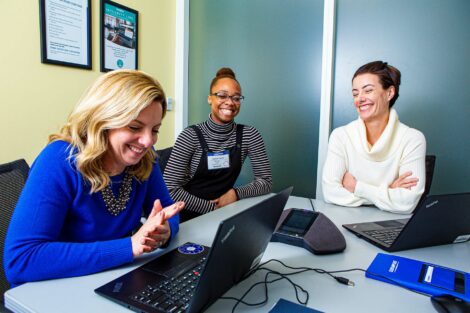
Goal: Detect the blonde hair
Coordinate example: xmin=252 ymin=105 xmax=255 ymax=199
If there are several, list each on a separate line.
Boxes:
xmin=49 ymin=69 xmax=167 ymax=193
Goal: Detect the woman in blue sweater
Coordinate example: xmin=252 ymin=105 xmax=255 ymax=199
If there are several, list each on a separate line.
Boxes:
xmin=4 ymin=70 xmax=184 ymax=286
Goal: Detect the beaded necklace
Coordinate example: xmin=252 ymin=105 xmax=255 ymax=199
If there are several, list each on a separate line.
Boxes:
xmin=101 ymin=170 xmax=133 ymax=216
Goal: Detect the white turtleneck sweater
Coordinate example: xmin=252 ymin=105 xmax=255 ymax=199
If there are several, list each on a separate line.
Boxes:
xmin=322 ymin=109 xmax=426 ymax=214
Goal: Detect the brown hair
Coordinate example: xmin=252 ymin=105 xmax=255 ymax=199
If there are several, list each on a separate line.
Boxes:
xmin=209 ymin=67 xmax=241 ymax=93
xmin=353 ymin=61 xmax=401 ymax=107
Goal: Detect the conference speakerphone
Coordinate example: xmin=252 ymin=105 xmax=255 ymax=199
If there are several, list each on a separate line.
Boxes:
xmin=272 ymin=208 xmax=346 ymax=255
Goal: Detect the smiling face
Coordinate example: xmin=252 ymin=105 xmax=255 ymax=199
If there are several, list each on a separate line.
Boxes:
xmin=208 ymin=77 xmax=241 ymax=124
xmin=352 ymin=73 xmax=395 ymax=124
xmin=104 ymin=101 xmax=162 ymax=175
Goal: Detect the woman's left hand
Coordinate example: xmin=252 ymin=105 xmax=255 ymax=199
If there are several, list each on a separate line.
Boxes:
xmin=211 ymin=188 xmax=238 ymax=209
xmin=131 ymin=200 xmax=184 ymax=257
xmin=148 ymin=221 xmax=171 ymax=249
xmin=342 ymin=171 xmax=357 ymax=193
xmin=389 ymin=171 xmax=418 ymax=190
xmin=146 ymin=200 xmax=184 ymax=248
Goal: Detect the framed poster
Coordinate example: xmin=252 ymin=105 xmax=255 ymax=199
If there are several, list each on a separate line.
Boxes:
xmin=100 ymin=0 xmax=138 ymax=72
xmin=39 ymin=0 xmax=92 ymax=69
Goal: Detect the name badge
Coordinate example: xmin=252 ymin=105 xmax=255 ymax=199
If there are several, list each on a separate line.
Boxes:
xmin=207 ymin=151 xmax=230 ymax=170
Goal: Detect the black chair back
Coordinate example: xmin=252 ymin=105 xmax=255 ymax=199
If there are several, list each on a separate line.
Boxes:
xmin=0 ymin=159 xmax=29 ymax=303
xmin=424 ymin=155 xmax=436 ymax=196
xmin=156 ymin=147 xmax=173 ymax=174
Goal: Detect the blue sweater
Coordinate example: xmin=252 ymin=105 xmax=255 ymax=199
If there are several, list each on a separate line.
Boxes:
xmin=4 ymin=141 xmax=179 ymax=286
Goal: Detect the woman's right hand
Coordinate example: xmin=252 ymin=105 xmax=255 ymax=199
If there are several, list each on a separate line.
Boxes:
xmin=131 ymin=200 xmax=184 ymax=257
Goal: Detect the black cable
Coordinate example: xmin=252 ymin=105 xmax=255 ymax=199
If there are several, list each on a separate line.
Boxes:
xmin=220 ymin=259 xmax=360 ymax=312
xmin=258 ymin=259 xmax=433 ymax=297
xmin=225 ymin=269 xmax=309 ymax=313
xmin=309 ymin=198 xmax=316 ymax=211
xmin=220 ymin=258 xmax=437 ymax=312
xmin=254 ymin=258 xmax=365 ymax=281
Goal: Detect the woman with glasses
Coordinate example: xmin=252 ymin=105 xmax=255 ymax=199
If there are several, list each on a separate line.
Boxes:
xmin=164 ymin=67 xmax=272 ymax=221
xmin=322 ymin=61 xmax=426 ymax=214
xmin=4 ymin=70 xmax=183 ymax=286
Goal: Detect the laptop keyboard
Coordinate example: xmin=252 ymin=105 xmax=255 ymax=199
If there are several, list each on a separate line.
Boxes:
xmin=130 ymin=256 xmax=206 ymax=312
xmin=364 ymin=227 xmax=403 ymax=245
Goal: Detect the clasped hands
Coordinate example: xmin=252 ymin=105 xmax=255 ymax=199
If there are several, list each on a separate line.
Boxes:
xmin=342 ymin=171 xmax=418 ymax=193
xmin=210 ymin=188 xmax=238 ymax=209
xmin=131 ymin=200 xmax=184 ymax=257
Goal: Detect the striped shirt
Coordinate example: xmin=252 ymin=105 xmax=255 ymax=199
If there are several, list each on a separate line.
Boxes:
xmin=163 ymin=115 xmax=272 ymax=214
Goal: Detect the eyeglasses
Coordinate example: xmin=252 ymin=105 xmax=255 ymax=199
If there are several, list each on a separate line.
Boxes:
xmin=210 ymin=92 xmax=245 ymax=104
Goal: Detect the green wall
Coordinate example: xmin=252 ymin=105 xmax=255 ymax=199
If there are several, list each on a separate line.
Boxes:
xmin=188 ymin=0 xmax=324 ymax=198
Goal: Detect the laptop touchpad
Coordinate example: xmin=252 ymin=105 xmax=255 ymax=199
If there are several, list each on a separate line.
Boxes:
xmin=143 ymin=249 xmax=194 ymax=277
xmin=375 ymin=220 xmax=404 ymax=228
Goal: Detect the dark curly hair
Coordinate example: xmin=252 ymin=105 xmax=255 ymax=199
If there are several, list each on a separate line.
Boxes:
xmin=209 ymin=67 xmax=241 ymax=93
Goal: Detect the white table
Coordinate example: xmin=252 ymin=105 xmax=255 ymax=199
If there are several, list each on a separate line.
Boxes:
xmin=5 ymin=195 xmax=470 ymax=313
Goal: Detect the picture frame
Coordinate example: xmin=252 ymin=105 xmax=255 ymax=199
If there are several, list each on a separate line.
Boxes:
xmin=100 ymin=0 xmax=138 ymax=72
xmin=39 ymin=0 xmax=92 ymax=69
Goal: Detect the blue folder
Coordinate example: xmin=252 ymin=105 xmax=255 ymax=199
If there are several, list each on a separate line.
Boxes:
xmin=269 ymin=298 xmax=323 ymax=313
xmin=366 ymin=253 xmax=470 ymax=302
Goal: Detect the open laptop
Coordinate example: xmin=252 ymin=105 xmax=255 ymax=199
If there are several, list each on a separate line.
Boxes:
xmin=95 ymin=187 xmax=293 ymax=313
xmin=342 ymin=193 xmax=470 ymax=252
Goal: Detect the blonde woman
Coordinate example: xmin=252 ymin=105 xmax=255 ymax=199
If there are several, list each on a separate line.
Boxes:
xmin=4 ymin=70 xmax=184 ymax=286
xmin=322 ymin=61 xmax=426 ymax=214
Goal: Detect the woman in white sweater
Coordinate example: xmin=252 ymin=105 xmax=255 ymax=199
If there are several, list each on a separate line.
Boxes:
xmin=322 ymin=61 xmax=426 ymax=214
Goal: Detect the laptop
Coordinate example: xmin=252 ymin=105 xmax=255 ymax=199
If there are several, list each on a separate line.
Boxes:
xmin=342 ymin=193 xmax=470 ymax=252
xmin=95 ymin=187 xmax=293 ymax=313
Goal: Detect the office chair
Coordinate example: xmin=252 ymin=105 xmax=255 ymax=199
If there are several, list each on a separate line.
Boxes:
xmin=424 ymin=155 xmax=436 ymax=196
xmin=414 ymin=154 xmax=436 ymax=210
xmin=156 ymin=147 xmax=173 ymax=174
xmin=0 ymin=159 xmax=29 ymax=309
